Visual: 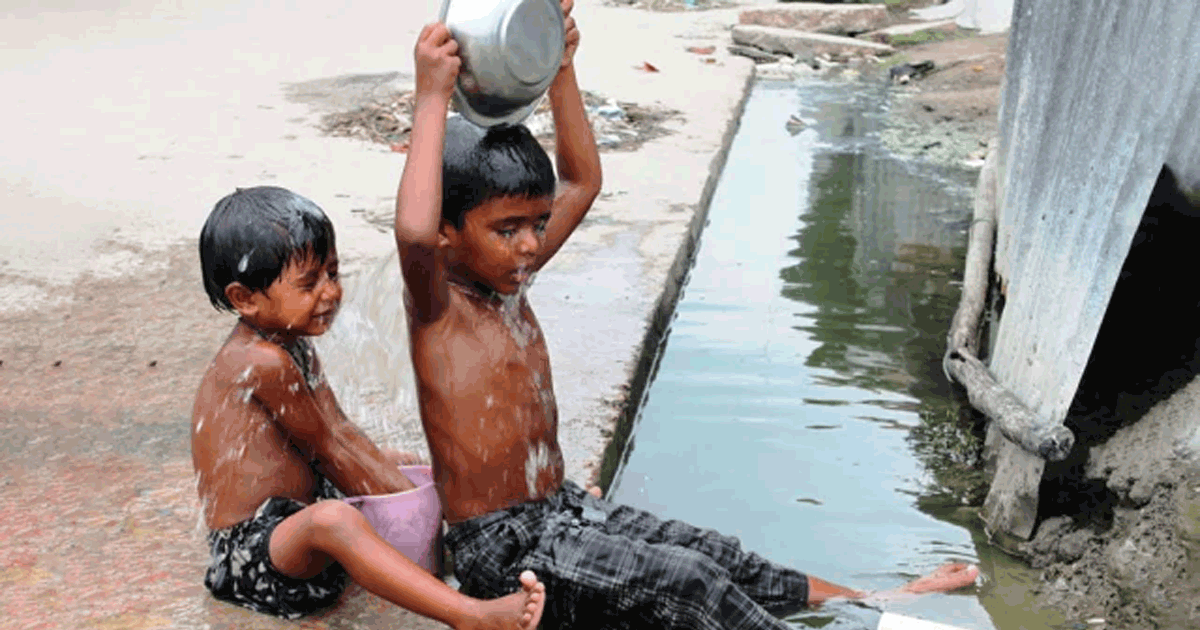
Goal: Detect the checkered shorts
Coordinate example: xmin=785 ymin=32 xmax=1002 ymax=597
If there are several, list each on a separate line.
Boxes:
xmin=445 ymin=481 xmax=809 ymax=630
xmin=203 ymin=474 xmax=348 ymax=619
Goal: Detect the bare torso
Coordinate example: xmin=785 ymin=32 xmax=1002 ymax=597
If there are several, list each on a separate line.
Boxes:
xmin=192 ymin=325 xmax=337 ymax=530
xmin=409 ymin=282 xmax=565 ymax=524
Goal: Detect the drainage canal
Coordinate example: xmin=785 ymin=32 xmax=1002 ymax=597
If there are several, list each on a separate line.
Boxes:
xmin=606 ymin=80 xmax=1069 ymax=630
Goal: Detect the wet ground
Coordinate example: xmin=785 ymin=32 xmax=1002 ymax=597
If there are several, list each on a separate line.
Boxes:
xmin=0 ymin=0 xmax=755 ymax=626
xmin=0 ymin=243 xmax=449 ymax=629
xmin=607 ymin=80 xmax=1069 ymax=629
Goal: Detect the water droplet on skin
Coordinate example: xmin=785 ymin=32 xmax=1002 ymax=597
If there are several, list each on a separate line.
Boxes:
xmin=288 ymin=382 xmax=299 ymax=393
xmin=531 ymin=371 xmax=555 ymax=417
xmin=195 ymin=417 xmax=205 ymax=434
xmin=237 ymin=366 xmax=253 ymax=383
xmin=240 ymin=387 xmax=254 ymax=404
xmin=524 ymin=441 xmax=551 ymax=496
xmin=485 ymin=395 xmax=495 ymax=409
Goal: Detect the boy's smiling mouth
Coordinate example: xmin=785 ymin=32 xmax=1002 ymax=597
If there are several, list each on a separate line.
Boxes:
xmin=313 ymin=309 xmax=338 ymax=327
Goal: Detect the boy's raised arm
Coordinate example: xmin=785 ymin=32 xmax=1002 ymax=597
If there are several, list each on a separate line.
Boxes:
xmin=535 ymin=0 xmax=603 ymax=271
xmin=396 ymin=23 xmax=460 ymax=324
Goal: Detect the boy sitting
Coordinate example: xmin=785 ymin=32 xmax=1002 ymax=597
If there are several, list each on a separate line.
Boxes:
xmin=396 ymin=5 xmax=979 ymax=629
xmin=192 ymin=185 xmax=545 ymax=629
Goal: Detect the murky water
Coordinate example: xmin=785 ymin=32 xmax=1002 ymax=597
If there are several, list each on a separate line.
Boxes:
xmin=607 ymin=81 xmax=1065 ymax=629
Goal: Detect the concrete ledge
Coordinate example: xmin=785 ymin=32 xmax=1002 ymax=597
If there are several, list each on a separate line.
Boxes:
xmin=731 ymin=25 xmax=896 ymax=61
xmin=738 ymin=3 xmax=890 ymax=35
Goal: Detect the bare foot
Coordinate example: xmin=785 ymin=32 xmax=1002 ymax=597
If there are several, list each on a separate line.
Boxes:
xmin=898 ymin=563 xmax=979 ymax=594
xmin=464 ymin=570 xmax=546 ymax=630
xmin=518 ymin=570 xmax=545 ymax=628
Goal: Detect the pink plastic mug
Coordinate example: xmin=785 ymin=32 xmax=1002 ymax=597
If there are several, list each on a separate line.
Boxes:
xmin=343 ymin=465 xmax=444 ymax=575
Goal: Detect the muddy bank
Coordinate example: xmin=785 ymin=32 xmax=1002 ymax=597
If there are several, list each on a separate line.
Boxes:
xmin=1024 ymin=467 xmax=1200 ymax=630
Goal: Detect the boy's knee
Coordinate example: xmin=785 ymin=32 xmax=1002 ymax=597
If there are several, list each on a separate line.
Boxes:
xmin=665 ymin=551 xmax=726 ymax=599
xmin=305 ymin=500 xmax=369 ymax=541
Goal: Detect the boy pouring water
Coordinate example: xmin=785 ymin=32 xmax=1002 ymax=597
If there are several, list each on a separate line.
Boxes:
xmin=396 ymin=3 xmax=978 ymax=628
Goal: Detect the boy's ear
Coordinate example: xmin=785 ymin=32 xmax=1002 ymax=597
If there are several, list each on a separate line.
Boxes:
xmin=224 ymin=282 xmax=260 ymax=318
xmin=437 ymin=219 xmax=459 ymax=250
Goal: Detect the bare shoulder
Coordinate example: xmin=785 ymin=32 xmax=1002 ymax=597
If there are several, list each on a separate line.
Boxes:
xmin=194 ymin=331 xmax=290 ymax=425
xmin=208 ymin=326 xmax=289 ymax=375
xmin=204 ymin=329 xmax=312 ymax=416
xmin=242 ymin=336 xmax=304 ymax=386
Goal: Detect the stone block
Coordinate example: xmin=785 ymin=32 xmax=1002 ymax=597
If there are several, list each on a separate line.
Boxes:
xmin=738 ymin=3 xmax=891 ymax=35
xmin=730 ymin=25 xmax=896 ymax=61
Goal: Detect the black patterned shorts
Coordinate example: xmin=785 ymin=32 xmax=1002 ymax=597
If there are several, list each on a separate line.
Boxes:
xmin=445 ymin=481 xmax=809 ymax=630
xmin=204 ymin=496 xmax=348 ymax=619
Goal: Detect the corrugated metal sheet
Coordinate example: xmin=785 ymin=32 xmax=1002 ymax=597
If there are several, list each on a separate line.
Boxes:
xmin=990 ymin=0 xmax=1200 ymax=428
xmin=1166 ymin=83 xmax=1200 ymax=194
xmin=981 ymin=0 xmax=1200 ymax=538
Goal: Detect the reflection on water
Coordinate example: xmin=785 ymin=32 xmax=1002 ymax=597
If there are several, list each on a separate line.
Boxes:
xmin=609 ymin=81 xmax=1064 ymax=629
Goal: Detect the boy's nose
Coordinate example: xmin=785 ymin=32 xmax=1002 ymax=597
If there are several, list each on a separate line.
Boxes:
xmin=323 ymin=278 xmax=343 ymax=304
xmin=517 ymin=228 xmax=540 ymax=255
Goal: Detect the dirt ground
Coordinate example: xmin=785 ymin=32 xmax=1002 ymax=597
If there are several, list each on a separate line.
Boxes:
xmin=318 ymin=89 xmax=681 ymax=154
xmin=1022 ymin=470 xmax=1200 ymax=630
xmin=871 ymin=30 xmax=1008 ymax=168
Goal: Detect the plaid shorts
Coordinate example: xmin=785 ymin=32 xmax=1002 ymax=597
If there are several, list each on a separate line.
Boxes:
xmin=445 ymin=481 xmax=809 ymax=630
xmin=203 ymin=474 xmax=348 ymax=619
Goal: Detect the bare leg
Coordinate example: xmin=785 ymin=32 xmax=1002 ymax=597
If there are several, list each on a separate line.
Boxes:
xmin=806 ymin=575 xmax=868 ymax=606
xmin=270 ymin=500 xmax=544 ymax=630
xmin=807 ymin=562 xmax=979 ymax=607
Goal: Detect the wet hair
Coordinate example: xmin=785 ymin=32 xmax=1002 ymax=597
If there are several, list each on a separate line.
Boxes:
xmin=442 ymin=116 xmax=557 ymax=229
xmin=199 ymin=186 xmax=336 ymax=312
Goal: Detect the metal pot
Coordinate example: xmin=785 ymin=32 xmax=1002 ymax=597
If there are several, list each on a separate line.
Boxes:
xmin=438 ymin=0 xmax=565 ymax=127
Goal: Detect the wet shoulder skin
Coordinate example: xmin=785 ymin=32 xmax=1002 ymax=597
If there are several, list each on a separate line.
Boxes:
xmin=192 ymin=323 xmax=416 ymax=530
xmin=191 ymin=325 xmax=326 ymax=530
xmin=408 ymin=284 xmax=564 ymax=524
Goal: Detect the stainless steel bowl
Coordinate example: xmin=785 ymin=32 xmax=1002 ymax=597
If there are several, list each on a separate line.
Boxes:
xmin=439 ymin=0 xmax=565 ymax=127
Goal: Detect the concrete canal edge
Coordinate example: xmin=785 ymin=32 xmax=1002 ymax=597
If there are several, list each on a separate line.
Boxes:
xmin=593 ymin=65 xmax=759 ymax=494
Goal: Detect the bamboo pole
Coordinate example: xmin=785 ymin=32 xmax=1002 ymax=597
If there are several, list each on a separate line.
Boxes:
xmin=942 ymin=143 xmax=1075 ymax=462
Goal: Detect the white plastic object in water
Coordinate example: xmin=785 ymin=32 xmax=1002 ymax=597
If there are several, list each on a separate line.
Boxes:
xmin=910 ymin=0 xmax=1013 ymax=34
xmin=877 ymin=612 xmax=971 ymax=630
